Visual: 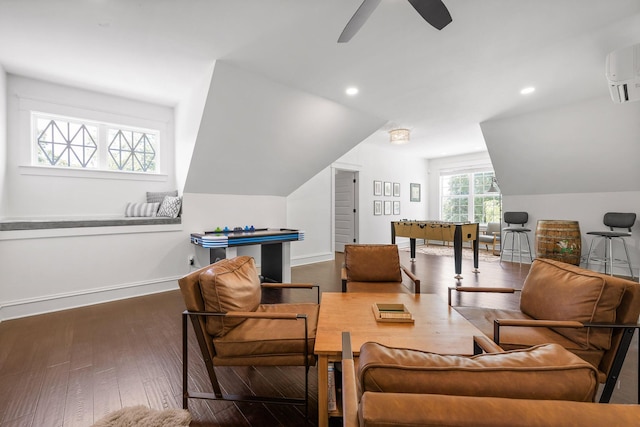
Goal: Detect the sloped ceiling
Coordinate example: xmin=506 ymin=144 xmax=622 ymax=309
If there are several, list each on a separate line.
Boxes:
xmin=481 ymin=96 xmax=640 ymax=196
xmin=4 ymin=1 xmax=640 ymax=162
xmin=184 ymin=61 xmax=385 ymax=196
xmin=3 ymin=1 xmax=640 ymax=197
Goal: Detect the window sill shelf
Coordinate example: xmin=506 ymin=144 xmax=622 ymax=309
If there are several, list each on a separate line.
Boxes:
xmin=0 ymin=217 xmax=182 ymax=240
xmin=18 ymin=165 xmax=168 ymax=181
xmin=0 ymin=217 xmax=181 ymax=231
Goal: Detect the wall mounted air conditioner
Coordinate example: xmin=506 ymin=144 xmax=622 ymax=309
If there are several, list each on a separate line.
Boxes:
xmin=606 ymin=43 xmax=640 ymax=103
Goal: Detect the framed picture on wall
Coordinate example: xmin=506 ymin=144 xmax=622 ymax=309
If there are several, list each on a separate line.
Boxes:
xmin=393 ymin=201 xmax=400 ymax=215
xmin=374 ymin=180 xmax=382 ymax=196
xmin=410 ymin=183 xmax=421 ymax=202
xmin=384 ymin=182 xmax=392 ymax=196
xmin=393 ymin=182 xmax=400 ymax=197
xmin=373 ymin=200 xmax=382 ymax=215
xmin=384 ymin=200 xmax=392 ymax=215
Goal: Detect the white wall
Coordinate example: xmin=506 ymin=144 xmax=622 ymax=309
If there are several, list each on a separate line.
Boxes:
xmin=0 ymin=65 xmax=6 ymax=307
xmin=184 ymin=192 xmax=287 ymax=269
xmin=0 ymin=65 xmax=6 ymax=218
xmin=5 ymin=75 xmax=176 ymax=218
xmin=481 ymin=95 xmax=640 ymax=275
xmin=0 ymin=75 xmax=287 ymax=321
xmin=0 ymin=192 xmax=286 ymax=320
xmin=481 ymin=96 xmax=640 ymax=196
xmin=185 ymin=61 xmax=385 ymax=197
xmin=503 ymin=191 xmax=640 ymax=276
xmin=174 ymin=61 xmax=215 ymax=193
xmin=287 ymin=140 xmax=429 ymax=264
xmin=287 ymin=167 xmax=333 ymax=265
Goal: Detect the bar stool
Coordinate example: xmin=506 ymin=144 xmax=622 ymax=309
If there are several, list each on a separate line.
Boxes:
xmin=585 ymin=212 xmax=636 ymax=279
xmin=500 ymin=212 xmax=533 ymax=264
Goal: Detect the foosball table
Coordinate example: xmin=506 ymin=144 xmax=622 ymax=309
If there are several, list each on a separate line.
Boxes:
xmin=391 ymin=220 xmax=480 ymax=279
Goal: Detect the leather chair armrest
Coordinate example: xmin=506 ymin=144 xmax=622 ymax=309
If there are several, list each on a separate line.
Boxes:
xmin=184 ymin=309 xmax=307 ymax=321
xmin=583 ymin=322 xmax=640 ymax=329
xmin=226 ymin=311 xmax=305 ymax=320
xmin=448 ymin=286 xmax=518 ymax=305
xmin=493 ymin=318 xmax=584 ymax=345
xmin=261 ymin=283 xmax=315 ymax=289
xmin=400 ymin=265 xmax=420 ymax=293
xmin=261 ymin=282 xmax=320 ymax=302
xmin=341 ymin=267 xmax=348 ymax=292
xmin=473 ymin=335 xmax=504 ymax=355
xmin=342 ymin=332 xmax=359 ymax=427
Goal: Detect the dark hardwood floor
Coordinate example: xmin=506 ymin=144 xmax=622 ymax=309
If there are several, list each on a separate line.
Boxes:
xmin=0 ymin=250 xmax=637 ymax=426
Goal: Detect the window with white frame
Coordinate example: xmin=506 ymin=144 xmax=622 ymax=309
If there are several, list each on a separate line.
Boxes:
xmin=440 ymin=170 xmax=501 ymax=224
xmin=32 ymin=112 xmax=159 ymax=173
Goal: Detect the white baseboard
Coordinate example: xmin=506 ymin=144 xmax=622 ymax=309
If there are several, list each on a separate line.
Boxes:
xmin=0 ymin=276 xmax=181 ymax=321
xmin=292 ymin=251 xmax=334 ymax=267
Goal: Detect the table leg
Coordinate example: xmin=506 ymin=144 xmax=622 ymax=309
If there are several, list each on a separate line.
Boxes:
xmin=472 ymin=226 xmax=480 ymax=273
xmin=454 ymin=226 xmax=463 ymax=279
xmin=410 ymin=238 xmax=416 ymax=262
xmin=317 ymin=355 xmax=329 ymax=427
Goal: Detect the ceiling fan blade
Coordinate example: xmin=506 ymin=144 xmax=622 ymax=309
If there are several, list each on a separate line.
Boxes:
xmin=338 ymin=0 xmax=382 ymax=43
xmin=407 ymin=0 xmax=452 ymax=30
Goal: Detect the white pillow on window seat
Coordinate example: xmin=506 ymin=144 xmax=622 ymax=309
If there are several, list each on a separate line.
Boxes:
xmin=125 ymin=202 xmax=160 ymax=217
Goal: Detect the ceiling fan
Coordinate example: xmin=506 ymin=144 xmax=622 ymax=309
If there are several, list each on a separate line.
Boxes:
xmin=338 ymin=0 xmax=452 ymax=43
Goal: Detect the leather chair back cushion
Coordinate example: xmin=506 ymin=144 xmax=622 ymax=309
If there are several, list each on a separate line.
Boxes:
xmin=358 ymin=342 xmax=598 ymax=402
xmin=520 ymin=259 xmax=626 ymax=350
xmin=346 ymin=282 xmax=409 ymax=293
xmin=345 ymin=244 xmax=402 ymax=282
xmin=199 ymin=256 xmax=261 ymax=337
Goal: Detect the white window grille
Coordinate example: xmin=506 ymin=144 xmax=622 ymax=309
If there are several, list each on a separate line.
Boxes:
xmin=440 ymin=171 xmax=501 ymax=224
xmin=32 ymin=112 xmax=160 ymax=174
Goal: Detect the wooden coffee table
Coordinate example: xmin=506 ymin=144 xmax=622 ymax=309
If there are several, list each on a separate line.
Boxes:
xmin=314 ymin=292 xmax=485 ymax=427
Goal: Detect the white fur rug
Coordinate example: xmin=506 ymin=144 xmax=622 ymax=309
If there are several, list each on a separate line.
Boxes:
xmin=92 ymin=406 xmax=191 ymax=427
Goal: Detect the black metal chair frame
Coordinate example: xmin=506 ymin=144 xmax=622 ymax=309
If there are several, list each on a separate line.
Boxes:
xmin=182 ymin=284 xmax=319 ymax=421
xmin=500 ymin=211 xmax=533 ymax=265
xmin=586 ymin=212 xmax=636 ymax=279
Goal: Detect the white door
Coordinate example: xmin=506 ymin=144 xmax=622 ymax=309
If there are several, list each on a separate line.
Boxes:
xmin=335 ymin=170 xmax=357 ymax=252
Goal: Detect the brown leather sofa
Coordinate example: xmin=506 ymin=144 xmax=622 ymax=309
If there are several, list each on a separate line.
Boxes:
xmin=341 ymin=333 xmax=640 ymax=427
xmin=450 ymin=258 xmax=640 ymax=403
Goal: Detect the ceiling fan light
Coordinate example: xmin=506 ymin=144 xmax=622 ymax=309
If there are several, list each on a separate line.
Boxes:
xmin=389 ymin=128 xmax=410 ymax=145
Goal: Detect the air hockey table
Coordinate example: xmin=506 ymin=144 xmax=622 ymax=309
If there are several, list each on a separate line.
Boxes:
xmin=190 ymin=227 xmax=304 ymax=282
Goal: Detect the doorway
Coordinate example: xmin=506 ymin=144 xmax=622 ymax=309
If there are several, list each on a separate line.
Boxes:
xmin=334 ymin=170 xmax=358 ymax=252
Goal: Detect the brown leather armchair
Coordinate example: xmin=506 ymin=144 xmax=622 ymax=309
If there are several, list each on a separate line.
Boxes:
xmin=178 ymin=256 xmax=319 ymax=419
xmin=341 ymin=244 xmax=420 ymax=293
xmin=341 ymin=332 xmax=640 ymax=427
xmin=449 ymin=258 xmax=640 ymax=403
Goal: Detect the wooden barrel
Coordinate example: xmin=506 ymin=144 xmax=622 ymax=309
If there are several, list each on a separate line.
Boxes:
xmin=535 ymin=220 xmax=581 ymax=265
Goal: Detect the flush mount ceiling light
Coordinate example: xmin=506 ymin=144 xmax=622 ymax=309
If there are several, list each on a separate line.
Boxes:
xmin=520 ymin=86 xmax=535 ymax=95
xmin=389 ymin=128 xmax=410 ymax=145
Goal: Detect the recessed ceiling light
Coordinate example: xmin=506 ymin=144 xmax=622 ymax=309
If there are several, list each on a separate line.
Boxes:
xmin=346 ymin=87 xmax=359 ymax=96
xmin=520 ymin=87 xmax=535 ymax=95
